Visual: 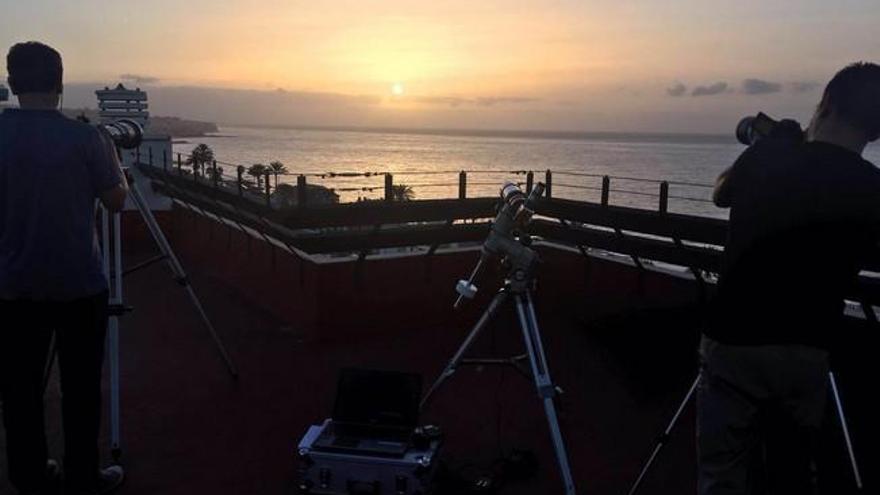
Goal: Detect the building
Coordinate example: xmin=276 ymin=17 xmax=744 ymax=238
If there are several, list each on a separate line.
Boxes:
xmin=96 ymin=83 xmax=172 ymax=210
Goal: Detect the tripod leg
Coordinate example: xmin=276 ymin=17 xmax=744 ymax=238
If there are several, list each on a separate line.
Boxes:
xmin=109 ymin=212 xmax=123 ymax=462
xmin=420 ymin=291 xmax=509 ymax=410
xmin=129 ymin=183 xmax=238 ymax=378
xmin=829 ymin=371 xmax=863 ymax=490
xmin=42 ymin=332 xmax=57 ymax=394
xmin=514 ymin=293 xmax=577 ymax=495
xmin=627 ymin=374 xmax=701 ymax=495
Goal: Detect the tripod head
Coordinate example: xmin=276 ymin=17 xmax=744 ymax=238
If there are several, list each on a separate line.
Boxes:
xmin=454 ymin=182 xmax=545 ymax=308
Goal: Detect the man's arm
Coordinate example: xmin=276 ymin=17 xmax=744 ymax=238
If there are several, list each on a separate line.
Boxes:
xmin=712 ymin=166 xmax=734 ymax=208
xmin=713 ymin=147 xmax=756 ymax=208
xmin=91 ymin=129 xmax=129 ymax=212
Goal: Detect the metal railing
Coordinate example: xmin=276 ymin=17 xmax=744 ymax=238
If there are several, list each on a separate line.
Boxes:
xmin=135 ymin=148 xmax=717 ymax=216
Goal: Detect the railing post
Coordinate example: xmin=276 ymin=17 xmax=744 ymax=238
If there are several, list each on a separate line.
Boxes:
xmin=385 ymin=173 xmax=393 ymax=202
xmin=297 ymin=175 xmax=308 ymax=208
xmin=264 ymin=171 xmax=272 ymax=207
xmin=162 ymin=150 xmax=167 ymax=172
xmin=177 ymin=153 xmax=182 ymax=176
xmin=148 ymin=147 xmax=153 ymax=167
xmin=659 ymin=181 xmax=669 ymax=214
xmin=459 ymin=171 xmax=467 ymax=200
xmin=237 ymin=166 xmax=244 ymax=197
xmin=212 ymin=160 xmax=219 ymax=188
xmin=526 ymin=171 xmax=534 ymax=194
xmin=601 ymin=176 xmax=610 ymax=206
xmin=544 ymin=170 xmax=553 ymax=198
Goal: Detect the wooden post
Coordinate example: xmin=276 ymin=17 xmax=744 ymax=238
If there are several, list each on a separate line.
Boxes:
xmin=385 ymin=173 xmax=393 ymax=202
xmin=544 ymin=170 xmax=553 ymax=198
xmin=659 ymin=181 xmax=669 ymax=214
xmin=237 ymin=166 xmax=244 ymax=197
xmin=601 ymin=176 xmax=610 ymax=206
xmin=177 ymin=153 xmax=182 ymax=175
xmin=265 ymin=171 xmax=272 ymax=207
xmin=526 ymin=171 xmax=534 ymax=194
xmin=297 ymin=175 xmax=308 ymax=208
xmin=162 ymin=150 xmax=167 ymax=172
xmin=459 ymin=171 xmax=467 ymax=200
xmin=212 ymin=160 xmax=219 ymax=188
xmin=148 ymin=147 xmax=153 ymax=167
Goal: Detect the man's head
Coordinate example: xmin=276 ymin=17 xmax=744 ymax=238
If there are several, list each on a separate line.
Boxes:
xmin=6 ymin=41 xmax=63 ymax=108
xmin=809 ymin=62 xmax=880 ymax=145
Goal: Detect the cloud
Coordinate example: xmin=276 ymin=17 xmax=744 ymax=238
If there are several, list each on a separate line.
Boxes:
xmin=742 ymin=78 xmax=782 ymax=95
xmin=691 ymin=82 xmax=729 ymax=97
xmin=666 ymin=82 xmax=687 ymax=97
xmin=414 ymin=96 xmax=538 ymax=107
xmin=120 ymin=73 xmax=160 ymax=85
xmin=790 ymin=81 xmax=821 ymax=93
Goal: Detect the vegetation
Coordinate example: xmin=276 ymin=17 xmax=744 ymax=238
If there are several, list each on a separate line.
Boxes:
xmin=247 ymin=163 xmax=268 ymax=188
xmin=391 ymin=184 xmax=415 ymax=201
xmin=268 ymin=161 xmax=289 ymax=187
xmin=187 ymin=144 xmax=214 ymax=178
xmin=272 ymin=183 xmax=340 ymax=209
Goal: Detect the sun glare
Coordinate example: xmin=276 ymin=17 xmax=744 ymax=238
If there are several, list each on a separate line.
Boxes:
xmin=391 ymin=83 xmax=404 ymax=96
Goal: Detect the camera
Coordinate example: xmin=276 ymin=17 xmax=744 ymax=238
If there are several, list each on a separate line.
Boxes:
xmin=736 ymin=112 xmax=804 ymax=145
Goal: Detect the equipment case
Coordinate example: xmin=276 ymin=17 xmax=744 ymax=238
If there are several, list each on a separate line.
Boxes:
xmin=297 ymin=420 xmax=441 ymax=495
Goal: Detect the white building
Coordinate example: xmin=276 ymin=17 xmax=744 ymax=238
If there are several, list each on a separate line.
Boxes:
xmin=96 ymin=84 xmax=172 ymax=210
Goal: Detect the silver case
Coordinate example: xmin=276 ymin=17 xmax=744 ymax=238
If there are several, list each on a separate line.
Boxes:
xmin=297 ymin=420 xmax=441 ymax=495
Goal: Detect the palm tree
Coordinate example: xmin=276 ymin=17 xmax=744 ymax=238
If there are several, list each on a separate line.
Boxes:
xmin=247 ymin=163 xmax=268 ymax=188
xmin=392 ymin=184 xmax=415 ymax=201
xmin=268 ymin=161 xmax=289 ymax=188
xmin=187 ymin=144 xmax=214 ymax=178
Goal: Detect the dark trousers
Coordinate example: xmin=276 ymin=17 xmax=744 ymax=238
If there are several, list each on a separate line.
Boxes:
xmin=698 ymin=336 xmax=829 ymax=495
xmin=0 ymin=292 xmax=108 ymax=493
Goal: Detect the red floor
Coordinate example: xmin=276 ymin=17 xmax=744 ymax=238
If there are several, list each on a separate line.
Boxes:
xmin=3 ymin=237 xmax=873 ymax=494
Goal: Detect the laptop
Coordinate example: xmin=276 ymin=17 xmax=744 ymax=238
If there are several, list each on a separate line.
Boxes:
xmin=312 ymin=368 xmax=422 ymax=457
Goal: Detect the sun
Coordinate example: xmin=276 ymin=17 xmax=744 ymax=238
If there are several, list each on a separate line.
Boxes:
xmin=391 ymin=82 xmax=404 ymax=96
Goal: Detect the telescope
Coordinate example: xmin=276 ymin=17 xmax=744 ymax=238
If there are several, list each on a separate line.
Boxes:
xmin=454 ymin=181 xmax=545 ymax=308
xmin=98 ymin=118 xmax=144 ymax=150
xmin=736 ymin=112 xmax=804 ymax=145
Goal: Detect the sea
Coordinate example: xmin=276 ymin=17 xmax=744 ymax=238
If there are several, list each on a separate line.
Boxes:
xmin=173 ymin=126 xmax=880 ymax=219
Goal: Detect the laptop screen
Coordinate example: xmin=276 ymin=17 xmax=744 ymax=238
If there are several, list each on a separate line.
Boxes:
xmin=332 ymin=368 xmax=422 ymax=428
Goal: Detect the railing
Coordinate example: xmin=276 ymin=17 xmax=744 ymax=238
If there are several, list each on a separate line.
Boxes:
xmin=133 ymin=149 xmax=718 ymax=216
xmin=134 ymin=158 xmax=880 ymax=321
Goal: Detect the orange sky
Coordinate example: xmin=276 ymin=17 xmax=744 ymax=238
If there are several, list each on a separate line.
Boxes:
xmin=2 ymin=0 xmax=879 ymax=131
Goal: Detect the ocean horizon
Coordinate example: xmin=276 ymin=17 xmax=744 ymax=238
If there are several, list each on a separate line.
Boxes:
xmin=173 ymin=125 xmax=880 ymax=219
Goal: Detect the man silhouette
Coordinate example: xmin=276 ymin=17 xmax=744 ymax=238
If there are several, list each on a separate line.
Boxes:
xmin=0 ymin=41 xmax=128 ymax=495
xmin=701 ymin=62 xmax=880 ymax=494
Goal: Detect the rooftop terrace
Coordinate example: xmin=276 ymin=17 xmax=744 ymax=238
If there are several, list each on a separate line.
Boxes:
xmin=1 ymin=163 xmax=876 ymax=494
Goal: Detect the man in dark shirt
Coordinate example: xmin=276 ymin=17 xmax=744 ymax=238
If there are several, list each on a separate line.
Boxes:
xmin=699 ymin=62 xmax=880 ymax=494
xmin=0 ymin=42 xmax=128 ymax=495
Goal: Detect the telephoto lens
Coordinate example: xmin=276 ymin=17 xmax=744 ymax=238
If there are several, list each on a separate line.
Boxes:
xmin=736 ymin=112 xmax=803 ymax=145
xmin=98 ymin=119 xmax=143 ymax=150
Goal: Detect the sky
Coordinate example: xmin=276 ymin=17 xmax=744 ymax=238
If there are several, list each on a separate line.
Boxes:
xmin=1 ymin=0 xmax=879 ymax=133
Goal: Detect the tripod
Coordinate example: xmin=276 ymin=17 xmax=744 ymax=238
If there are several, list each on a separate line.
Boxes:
xmin=626 ymin=370 xmax=863 ymax=495
xmin=421 ymin=254 xmax=578 ymax=495
xmin=43 ymin=173 xmax=238 ymax=462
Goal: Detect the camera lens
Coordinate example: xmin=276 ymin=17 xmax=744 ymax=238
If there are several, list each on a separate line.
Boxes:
xmin=100 ymin=119 xmax=143 ymax=150
xmin=736 ymin=116 xmax=756 ymax=146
